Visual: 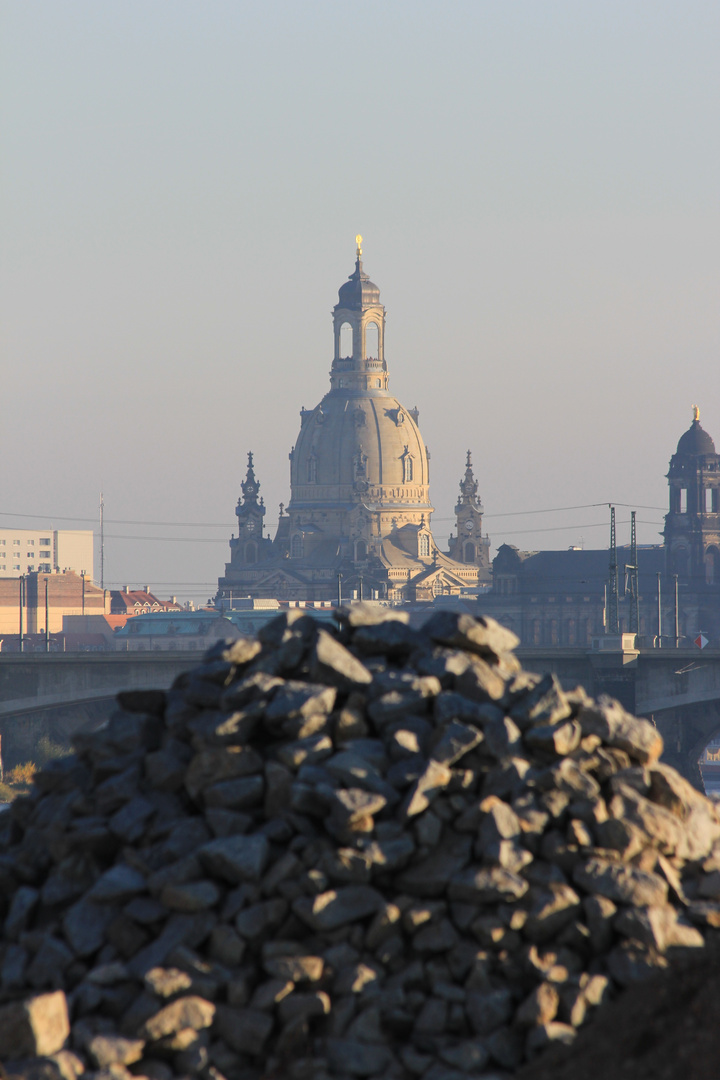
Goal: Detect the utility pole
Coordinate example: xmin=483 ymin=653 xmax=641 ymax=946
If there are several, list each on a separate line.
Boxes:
xmin=19 ymin=576 xmax=24 ymax=653
xmin=607 ymin=506 xmax=619 ymax=634
xmin=337 ymin=573 xmax=342 ymax=609
xmin=45 ymin=577 xmax=49 ymax=653
xmin=673 ymin=573 xmax=680 ymax=648
xmin=657 ymin=572 xmax=662 ymax=648
xmin=100 ymin=491 xmax=105 ymax=590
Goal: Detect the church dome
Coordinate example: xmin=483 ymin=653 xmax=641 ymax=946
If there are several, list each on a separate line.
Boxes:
xmin=291 ymin=388 xmax=429 ymax=504
xmin=337 ymin=267 xmax=381 ymax=310
xmin=288 ymin=241 xmax=432 ymax=517
xmin=676 ymin=415 xmax=716 ymax=456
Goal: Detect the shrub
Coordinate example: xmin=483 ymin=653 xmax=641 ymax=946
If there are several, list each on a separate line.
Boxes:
xmin=36 ymin=736 xmax=71 ymax=766
xmin=8 ymin=762 xmax=37 ymax=785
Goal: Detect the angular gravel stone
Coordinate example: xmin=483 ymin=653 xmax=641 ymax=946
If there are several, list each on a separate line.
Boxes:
xmin=0 ymin=991 xmax=70 ymax=1058
xmin=140 ymin=996 xmax=215 ymax=1040
xmin=466 ymin=987 xmax=514 ymax=1035
xmin=87 ymin=865 xmax=147 ymax=904
xmin=198 ymin=834 xmax=269 ymax=883
xmin=449 ymin=866 xmax=529 ymax=903
xmin=401 ymin=759 xmax=453 ymax=818
xmin=86 ymin=1034 xmax=145 ymax=1067
xmin=159 ymin=881 xmax=220 ymax=913
xmin=573 ymin=857 xmax=669 ymax=907
xmin=62 ymin=899 xmax=116 ymax=957
xmin=309 ymin=630 xmax=373 ymax=689
xmin=293 ymin=886 xmax=385 ymax=930
xmin=214 ymin=1005 xmax=273 ymax=1055
xmin=579 ymin=698 xmax=663 ymax=764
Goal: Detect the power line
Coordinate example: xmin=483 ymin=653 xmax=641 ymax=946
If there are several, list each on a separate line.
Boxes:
xmin=0 ymin=499 xmax=668 ymax=529
xmin=483 ymin=501 xmax=666 ymax=519
xmin=495 ymin=518 xmax=663 ymax=537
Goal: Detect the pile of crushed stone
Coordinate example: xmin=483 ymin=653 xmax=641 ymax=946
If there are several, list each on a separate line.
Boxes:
xmin=1 ymin=606 xmax=720 ymax=1080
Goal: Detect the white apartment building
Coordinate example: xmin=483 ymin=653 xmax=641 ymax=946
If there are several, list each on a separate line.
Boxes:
xmin=0 ymin=529 xmax=94 ymax=579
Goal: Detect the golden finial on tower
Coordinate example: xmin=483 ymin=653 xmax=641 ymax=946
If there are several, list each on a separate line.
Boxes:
xmin=693 ymin=404 xmax=700 ymax=422
xmin=355 ymin=234 xmax=363 ymax=257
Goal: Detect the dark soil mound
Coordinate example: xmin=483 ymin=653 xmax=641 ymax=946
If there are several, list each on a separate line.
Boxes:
xmin=516 ymin=942 xmax=720 ymax=1080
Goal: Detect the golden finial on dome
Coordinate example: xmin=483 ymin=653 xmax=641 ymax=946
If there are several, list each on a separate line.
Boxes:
xmin=356 ymin=235 xmax=363 ymax=257
xmin=693 ymin=404 xmax=700 ymax=422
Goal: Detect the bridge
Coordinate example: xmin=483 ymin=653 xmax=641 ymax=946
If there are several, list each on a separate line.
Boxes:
xmin=1 ymin=644 xmax=720 ymax=790
xmin=0 ymin=652 xmax=202 ymax=766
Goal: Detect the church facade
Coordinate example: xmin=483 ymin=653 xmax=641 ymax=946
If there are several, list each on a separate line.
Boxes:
xmin=476 ymin=409 xmax=720 ymax=646
xmin=216 ymin=241 xmax=491 ymax=605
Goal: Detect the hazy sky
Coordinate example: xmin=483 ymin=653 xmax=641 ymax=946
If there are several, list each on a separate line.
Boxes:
xmin=2 ymin=1 xmax=719 ymax=603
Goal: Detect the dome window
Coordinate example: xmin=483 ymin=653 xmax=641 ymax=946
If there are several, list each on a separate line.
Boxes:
xmin=419 ymin=533 xmax=430 ymax=557
xmin=291 ymin=534 xmax=303 ymax=558
xmin=307 ymin=456 xmax=317 ymax=483
xmin=355 ymin=540 xmax=367 ymax=561
xmin=401 ymin=451 xmax=414 ymax=483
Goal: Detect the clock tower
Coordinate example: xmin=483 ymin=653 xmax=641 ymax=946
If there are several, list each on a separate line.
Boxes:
xmin=448 ymin=451 xmax=491 ymax=580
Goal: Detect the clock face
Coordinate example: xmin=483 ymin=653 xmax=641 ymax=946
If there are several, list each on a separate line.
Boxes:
xmin=246 ymin=484 xmax=255 ymax=494
xmin=464 ymin=520 xmax=474 ymax=533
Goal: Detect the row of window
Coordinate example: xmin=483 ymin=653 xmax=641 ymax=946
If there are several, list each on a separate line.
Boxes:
xmin=673 ymin=488 xmax=720 ymax=513
xmin=522 ymin=616 xmax=650 ymax=646
xmin=0 ymin=539 xmax=51 ymax=546
xmin=286 ymin=534 xmax=432 ymax=560
xmin=305 ymin=455 xmax=415 ymax=483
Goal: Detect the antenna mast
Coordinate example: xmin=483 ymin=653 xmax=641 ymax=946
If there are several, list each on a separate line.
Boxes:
xmin=608 ymin=505 xmax=619 ymax=634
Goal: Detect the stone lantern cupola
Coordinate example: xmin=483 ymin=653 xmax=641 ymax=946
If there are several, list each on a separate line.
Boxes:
xmin=331 ymin=236 xmax=388 ymax=393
